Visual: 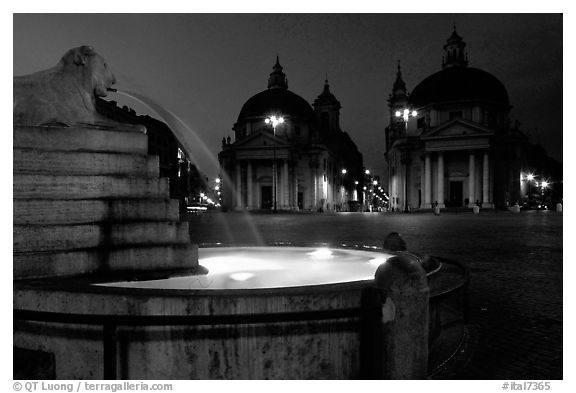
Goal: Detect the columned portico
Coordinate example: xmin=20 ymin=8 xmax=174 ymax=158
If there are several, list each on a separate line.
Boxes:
xmin=282 ymin=160 xmax=289 ymax=208
xmin=222 ymin=148 xmax=354 ymax=212
xmin=292 ymin=166 xmax=298 ymax=210
xmin=246 ymin=162 xmax=253 ymax=208
xmin=234 ymin=163 xmax=242 ymax=208
xmin=436 ymin=153 xmax=445 ymax=208
xmin=423 ymin=153 xmax=432 ymax=208
xmin=468 ymin=152 xmax=475 ymax=207
xmin=482 ymin=152 xmax=492 ymax=208
xmin=312 ymin=164 xmax=318 ymax=210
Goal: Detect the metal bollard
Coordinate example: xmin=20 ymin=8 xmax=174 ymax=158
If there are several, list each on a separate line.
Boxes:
xmin=434 ymin=206 xmax=440 ymax=216
xmin=556 ymin=203 xmax=563 ymax=212
xmin=473 ymin=206 xmax=480 ymax=214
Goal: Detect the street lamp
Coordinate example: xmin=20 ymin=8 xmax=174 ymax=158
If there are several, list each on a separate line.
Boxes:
xmin=395 ymin=108 xmax=418 ymax=124
xmin=339 ymin=169 xmax=348 ymax=209
xmin=395 ymin=108 xmax=418 ymax=213
xmin=524 ymin=173 xmax=536 ymax=199
xmin=540 ymin=180 xmax=549 ymax=197
xmin=265 ymin=115 xmax=284 ymax=213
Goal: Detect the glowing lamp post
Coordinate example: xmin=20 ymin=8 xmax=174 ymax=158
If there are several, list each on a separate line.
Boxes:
xmin=265 ymin=115 xmax=284 ymax=132
xmin=395 ymin=109 xmax=418 ymax=128
xmin=540 ymin=181 xmax=549 ymax=196
xmin=395 ymin=108 xmax=418 ymax=213
xmin=524 ymin=173 xmax=535 ymax=198
xmin=265 ymin=115 xmax=284 ymax=213
xmin=339 ymin=169 xmax=348 ymax=209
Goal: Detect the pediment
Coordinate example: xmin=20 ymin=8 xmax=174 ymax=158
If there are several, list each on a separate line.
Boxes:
xmin=233 ymin=130 xmax=288 ymax=148
xmin=421 ymin=119 xmax=494 ymax=139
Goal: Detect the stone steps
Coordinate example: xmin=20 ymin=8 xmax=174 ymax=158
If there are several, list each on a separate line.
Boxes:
xmin=14 ymin=199 xmax=180 ymax=225
xmin=14 ymin=244 xmax=198 ymax=279
xmin=13 ymin=125 xmax=200 ymax=279
xmin=14 ymin=174 xmax=169 ymax=200
xmin=14 ymin=148 xmax=159 ymax=176
xmin=13 ymin=125 xmax=148 ymax=154
xmin=14 ymin=222 xmax=190 ymax=253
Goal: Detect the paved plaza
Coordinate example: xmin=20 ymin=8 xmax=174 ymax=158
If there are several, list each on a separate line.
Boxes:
xmin=188 ymin=209 xmax=563 ymax=380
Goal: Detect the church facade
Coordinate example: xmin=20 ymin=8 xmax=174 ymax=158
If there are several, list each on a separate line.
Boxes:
xmin=385 ymin=28 xmax=527 ymax=211
xmin=218 ymin=58 xmax=363 ymax=212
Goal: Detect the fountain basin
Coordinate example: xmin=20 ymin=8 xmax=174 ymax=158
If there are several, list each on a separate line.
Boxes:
xmin=14 ymin=246 xmax=426 ymax=379
xmin=97 ymin=246 xmax=396 ymax=290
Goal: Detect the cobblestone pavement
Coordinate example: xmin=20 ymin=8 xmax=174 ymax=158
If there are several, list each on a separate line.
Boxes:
xmin=188 ymin=210 xmax=563 ymax=380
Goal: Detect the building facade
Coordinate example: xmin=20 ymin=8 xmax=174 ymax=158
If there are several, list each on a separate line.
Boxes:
xmin=218 ymin=58 xmax=363 ymax=212
xmin=385 ymin=28 xmax=531 ymax=211
xmin=97 ymin=98 xmax=207 ymax=209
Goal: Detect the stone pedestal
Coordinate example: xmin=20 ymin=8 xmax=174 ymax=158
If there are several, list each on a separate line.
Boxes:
xmin=13 ymin=125 xmax=200 ymax=279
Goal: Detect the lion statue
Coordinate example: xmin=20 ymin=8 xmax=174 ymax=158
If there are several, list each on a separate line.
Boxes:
xmin=14 ymin=45 xmax=140 ymax=130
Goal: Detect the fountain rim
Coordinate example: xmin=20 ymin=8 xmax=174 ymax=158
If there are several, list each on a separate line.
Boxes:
xmin=14 ymin=244 xmax=422 ymax=298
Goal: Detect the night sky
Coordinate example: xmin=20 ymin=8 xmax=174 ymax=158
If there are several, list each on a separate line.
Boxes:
xmin=13 ymin=13 xmax=563 ymax=180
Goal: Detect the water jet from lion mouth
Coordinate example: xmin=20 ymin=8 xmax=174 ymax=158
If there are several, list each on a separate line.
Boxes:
xmin=111 ymin=88 xmax=266 ymax=247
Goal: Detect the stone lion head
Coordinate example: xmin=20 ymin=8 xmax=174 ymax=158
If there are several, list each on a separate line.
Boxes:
xmin=14 ymin=45 xmax=146 ymax=129
xmin=59 ymin=45 xmax=117 ymax=98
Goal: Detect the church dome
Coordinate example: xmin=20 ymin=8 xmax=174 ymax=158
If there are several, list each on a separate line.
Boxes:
xmin=409 ymin=27 xmax=509 ymax=109
xmin=237 ymin=88 xmax=314 ymax=122
xmin=236 ymin=57 xmax=314 ymax=122
xmin=409 ymin=66 xmax=509 ymax=108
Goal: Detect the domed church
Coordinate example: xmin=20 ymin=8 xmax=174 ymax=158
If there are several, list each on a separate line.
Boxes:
xmin=385 ymin=28 xmax=526 ymax=211
xmin=218 ymin=58 xmax=363 ymax=211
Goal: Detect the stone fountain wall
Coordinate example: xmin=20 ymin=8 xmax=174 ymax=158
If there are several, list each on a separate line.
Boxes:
xmin=13 ymin=125 xmax=199 ymax=279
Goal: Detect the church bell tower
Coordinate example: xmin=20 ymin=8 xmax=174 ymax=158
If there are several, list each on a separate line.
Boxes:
xmin=442 ymin=25 xmax=469 ymax=68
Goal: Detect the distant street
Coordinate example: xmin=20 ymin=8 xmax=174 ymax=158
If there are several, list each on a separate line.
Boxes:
xmin=188 ymin=210 xmax=563 ymax=379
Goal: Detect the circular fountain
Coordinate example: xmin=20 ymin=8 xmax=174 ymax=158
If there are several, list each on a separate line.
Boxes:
xmin=15 ymin=245 xmax=428 ymax=379
xmin=13 ymin=47 xmax=465 ymax=380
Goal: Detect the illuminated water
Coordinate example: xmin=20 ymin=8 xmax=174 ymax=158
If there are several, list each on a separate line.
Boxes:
xmin=115 ymin=90 xmax=216 ymax=170
xmin=99 ymin=247 xmax=395 ymax=290
xmin=114 ymin=89 xmax=265 ymax=245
